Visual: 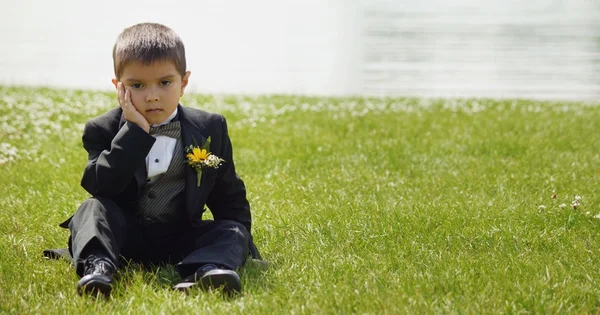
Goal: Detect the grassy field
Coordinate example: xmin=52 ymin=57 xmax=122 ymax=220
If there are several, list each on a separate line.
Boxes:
xmin=1 ymin=86 xmax=600 ymax=314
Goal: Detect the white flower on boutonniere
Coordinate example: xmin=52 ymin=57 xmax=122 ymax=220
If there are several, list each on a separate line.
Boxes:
xmin=185 ymin=136 xmax=224 ymax=187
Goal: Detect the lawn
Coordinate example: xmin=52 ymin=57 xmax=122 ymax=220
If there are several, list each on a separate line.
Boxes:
xmin=1 ymin=86 xmax=600 ymax=314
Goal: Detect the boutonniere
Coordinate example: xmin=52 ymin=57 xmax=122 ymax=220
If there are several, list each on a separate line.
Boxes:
xmin=185 ymin=136 xmax=225 ymax=187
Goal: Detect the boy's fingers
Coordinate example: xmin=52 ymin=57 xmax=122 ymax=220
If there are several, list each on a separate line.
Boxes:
xmin=124 ymin=89 xmax=132 ymax=108
xmin=119 ymin=83 xmax=129 ymax=110
xmin=117 ymin=83 xmax=124 ymax=107
xmin=118 ymin=85 xmax=132 ymax=112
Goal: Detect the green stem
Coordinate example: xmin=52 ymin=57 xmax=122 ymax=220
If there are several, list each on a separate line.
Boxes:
xmin=196 ymin=170 xmax=202 ymax=187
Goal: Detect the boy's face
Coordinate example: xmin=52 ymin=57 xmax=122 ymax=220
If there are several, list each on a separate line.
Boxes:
xmin=112 ymin=60 xmax=191 ymax=125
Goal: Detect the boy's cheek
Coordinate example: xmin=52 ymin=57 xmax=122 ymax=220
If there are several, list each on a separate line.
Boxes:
xmin=129 ymin=94 xmax=142 ymax=108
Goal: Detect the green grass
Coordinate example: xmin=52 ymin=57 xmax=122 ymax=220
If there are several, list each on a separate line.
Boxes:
xmin=1 ymin=86 xmax=600 ymax=313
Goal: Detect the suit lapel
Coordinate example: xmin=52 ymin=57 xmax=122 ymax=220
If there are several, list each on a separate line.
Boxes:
xmin=118 ymin=110 xmax=148 ymax=197
xmin=179 ymin=105 xmax=208 ymax=221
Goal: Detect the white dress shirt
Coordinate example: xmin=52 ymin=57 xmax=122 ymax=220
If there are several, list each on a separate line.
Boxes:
xmin=146 ymin=108 xmax=179 ymax=179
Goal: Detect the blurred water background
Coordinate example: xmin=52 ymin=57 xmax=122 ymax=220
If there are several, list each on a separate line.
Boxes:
xmin=1 ymin=0 xmax=599 ymax=100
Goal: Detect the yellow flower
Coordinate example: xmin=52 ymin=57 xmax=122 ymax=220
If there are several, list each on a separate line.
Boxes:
xmin=187 ymin=147 xmax=209 ymax=162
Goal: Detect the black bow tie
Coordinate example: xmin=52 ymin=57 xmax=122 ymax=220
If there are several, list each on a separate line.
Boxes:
xmin=149 ymin=121 xmax=181 ymax=138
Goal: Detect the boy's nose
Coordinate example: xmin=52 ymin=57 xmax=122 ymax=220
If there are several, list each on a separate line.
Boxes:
xmin=146 ymin=90 xmax=160 ymax=102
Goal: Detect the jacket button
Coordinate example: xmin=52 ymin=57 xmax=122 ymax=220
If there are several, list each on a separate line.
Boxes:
xmin=148 ymin=191 xmax=156 ymax=199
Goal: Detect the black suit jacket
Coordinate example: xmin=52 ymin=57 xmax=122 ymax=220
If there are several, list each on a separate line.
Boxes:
xmin=57 ymin=105 xmax=260 ymax=259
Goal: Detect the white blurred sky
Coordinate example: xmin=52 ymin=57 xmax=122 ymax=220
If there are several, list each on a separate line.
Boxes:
xmin=0 ymin=0 xmax=364 ymax=95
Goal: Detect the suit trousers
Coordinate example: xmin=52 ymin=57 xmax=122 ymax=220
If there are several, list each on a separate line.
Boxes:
xmin=68 ymin=197 xmax=250 ymax=278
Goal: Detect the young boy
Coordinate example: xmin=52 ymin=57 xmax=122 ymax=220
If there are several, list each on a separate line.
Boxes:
xmin=60 ymin=22 xmax=260 ymax=297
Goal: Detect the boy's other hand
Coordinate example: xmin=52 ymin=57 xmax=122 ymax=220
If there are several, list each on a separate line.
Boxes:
xmin=117 ymin=82 xmax=150 ymax=133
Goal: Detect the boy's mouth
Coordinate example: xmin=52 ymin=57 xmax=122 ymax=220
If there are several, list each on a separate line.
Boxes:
xmin=146 ymin=108 xmax=163 ymax=113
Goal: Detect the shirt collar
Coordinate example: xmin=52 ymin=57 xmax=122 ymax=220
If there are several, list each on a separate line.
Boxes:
xmin=151 ymin=107 xmax=178 ymax=127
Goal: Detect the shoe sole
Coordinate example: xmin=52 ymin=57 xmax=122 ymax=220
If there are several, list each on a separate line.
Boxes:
xmin=77 ymin=275 xmax=112 ymax=297
xmin=174 ymin=270 xmax=241 ymax=294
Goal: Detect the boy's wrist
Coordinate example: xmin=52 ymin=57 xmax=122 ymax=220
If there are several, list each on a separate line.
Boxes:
xmin=125 ymin=120 xmax=151 ymax=136
xmin=124 ymin=119 xmax=149 ymax=133
xmin=125 ymin=116 xmax=150 ymax=133
xmin=135 ymin=120 xmax=150 ymax=133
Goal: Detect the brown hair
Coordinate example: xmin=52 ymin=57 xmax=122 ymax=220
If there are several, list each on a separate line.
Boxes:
xmin=112 ymin=23 xmax=186 ymax=80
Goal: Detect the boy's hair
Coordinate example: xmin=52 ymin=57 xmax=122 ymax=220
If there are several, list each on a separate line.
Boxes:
xmin=112 ymin=23 xmax=186 ymax=80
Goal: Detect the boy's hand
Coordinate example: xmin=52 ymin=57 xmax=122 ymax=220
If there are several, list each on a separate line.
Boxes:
xmin=117 ymin=82 xmax=150 ymax=133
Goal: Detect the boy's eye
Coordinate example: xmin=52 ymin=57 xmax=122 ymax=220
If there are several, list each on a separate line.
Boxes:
xmin=160 ymin=80 xmax=171 ymax=86
xmin=131 ymin=83 xmax=143 ymax=89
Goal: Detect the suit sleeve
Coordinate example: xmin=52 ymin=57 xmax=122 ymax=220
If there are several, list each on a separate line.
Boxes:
xmin=206 ymin=116 xmax=252 ymax=233
xmin=80 ymin=120 xmax=156 ymax=197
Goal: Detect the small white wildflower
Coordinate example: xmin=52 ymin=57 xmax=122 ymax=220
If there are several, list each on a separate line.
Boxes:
xmin=538 ymin=205 xmax=546 ymax=212
xmin=558 ymin=203 xmax=566 ymax=209
xmin=594 ymin=213 xmax=600 ymax=219
xmin=575 ymin=195 xmax=582 ymax=201
xmin=206 ymin=154 xmax=224 ymax=168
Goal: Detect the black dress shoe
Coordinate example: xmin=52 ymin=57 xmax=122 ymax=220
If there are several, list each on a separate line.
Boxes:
xmin=174 ymin=264 xmax=241 ymax=294
xmin=77 ymin=255 xmax=116 ymax=297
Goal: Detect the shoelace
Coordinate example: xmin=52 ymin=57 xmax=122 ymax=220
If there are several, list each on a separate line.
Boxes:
xmin=83 ymin=255 xmax=111 ymax=275
xmin=83 ymin=255 xmax=98 ymax=275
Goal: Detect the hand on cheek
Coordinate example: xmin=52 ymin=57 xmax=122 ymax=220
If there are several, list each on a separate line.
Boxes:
xmin=117 ymin=82 xmax=150 ymax=133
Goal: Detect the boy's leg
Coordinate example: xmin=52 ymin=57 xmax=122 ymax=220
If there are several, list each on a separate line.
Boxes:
xmin=68 ymin=197 xmax=145 ymax=295
xmin=174 ymin=220 xmax=250 ymax=293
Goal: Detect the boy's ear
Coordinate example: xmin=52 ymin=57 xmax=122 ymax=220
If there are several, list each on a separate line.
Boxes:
xmin=111 ymin=78 xmax=118 ymax=88
xmin=180 ymin=71 xmax=191 ymax=97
